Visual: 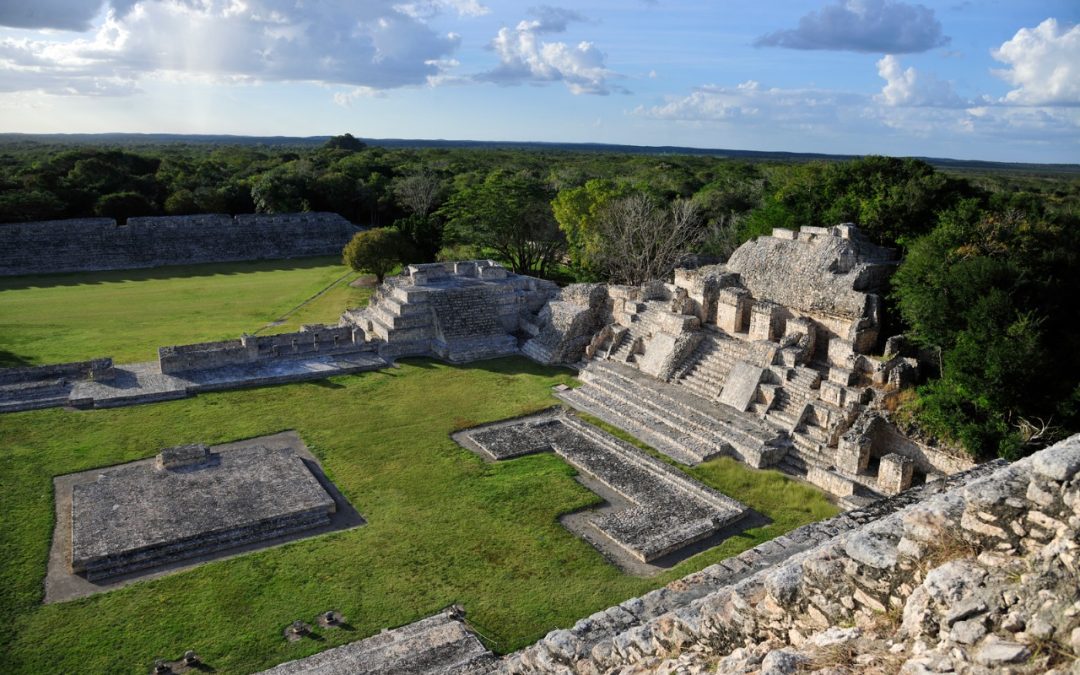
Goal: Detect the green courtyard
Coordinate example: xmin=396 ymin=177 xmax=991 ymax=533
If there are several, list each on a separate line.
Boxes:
xmin=0 ymin=257 xmax=371 ymax=366
xmin=0 ymin=262 xmax=836 ymax=674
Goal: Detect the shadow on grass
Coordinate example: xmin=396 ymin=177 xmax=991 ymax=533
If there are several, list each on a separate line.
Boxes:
xmin=0 ymin=256 xmax=344 ymax=291
xmin=0 ymin=349 xmax=35 ymax=368
xmin=397 ymin=355 xmax=577 ymax=379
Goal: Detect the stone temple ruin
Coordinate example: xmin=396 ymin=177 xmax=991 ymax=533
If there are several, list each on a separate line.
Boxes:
xmin=337 ymin=224 xmax=973 ymax=507
xmin=13 ymin=222 xmax=1061 ymax=673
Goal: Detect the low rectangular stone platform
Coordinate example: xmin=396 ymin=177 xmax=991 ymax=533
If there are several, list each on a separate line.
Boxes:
xmin=67 ymin=352 xmax=387 ymax=409
xmin=456 ymin=413 xmax=748 ymax=564
xmin=70 ymin=443 xmax=336 ymax=580
xmin=259 ymin=608 xmax=495 ymax=674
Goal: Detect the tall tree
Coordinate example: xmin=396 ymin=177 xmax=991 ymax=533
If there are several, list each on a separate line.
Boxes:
xmin=439 ymin=170 xmax=564 ymax=275
xmin=593 ymin=194 xmax=704 ymax=285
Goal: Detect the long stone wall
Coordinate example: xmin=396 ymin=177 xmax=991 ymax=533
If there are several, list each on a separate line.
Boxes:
xmin=0 ymin=212 xmax=361 ymax=276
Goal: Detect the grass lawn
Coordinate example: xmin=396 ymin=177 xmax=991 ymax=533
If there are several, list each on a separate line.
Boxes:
xmin=0 ymin=257 xmax=372 ymax=367
xmin=0 ymin=357 xmax=837 ymax=674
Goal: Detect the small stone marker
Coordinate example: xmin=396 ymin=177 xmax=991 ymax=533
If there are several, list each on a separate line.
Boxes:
xmin=152 ymin=660 xmax=172 ymax=674
xmin=317 ymin=610 xmax=343 ymax=628
xmin=155 ymin=444 xmax=211 ymax=471
xmin=284 ymin=620 xmax=311 ymax=642
xmin=182 ymin=650 xmax=199 ymax=667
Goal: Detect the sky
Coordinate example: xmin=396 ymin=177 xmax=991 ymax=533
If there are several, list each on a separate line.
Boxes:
xmin=0 ymin=1 xmax=1077 ymax=163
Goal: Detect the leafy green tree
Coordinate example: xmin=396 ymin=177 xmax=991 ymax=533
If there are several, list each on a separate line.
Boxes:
xmin=439 ymin=170 xmax=564 ymax=275
xmin=93 ymin=191 xmax=156 ymax=223
xmin=323 ymin=133 xmax=366 ymax=152
xmin=551 ymin=178 xmax=628 ymax=275
xmin=741 ymin=156 xmax=975 ymax=248
xmin=892 ymin=204 xmax=1080 ymax=458
xmin=342 ymin=228 xmax=409 ymax=283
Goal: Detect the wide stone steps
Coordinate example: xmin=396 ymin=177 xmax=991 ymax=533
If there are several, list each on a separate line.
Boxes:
xmin=591 ymin=364 xmax=777 ymax=458
xmin=561 ymin=361 xmax=783 ymax=466
xmin=556 ymin=386 xmax=714 ymax=466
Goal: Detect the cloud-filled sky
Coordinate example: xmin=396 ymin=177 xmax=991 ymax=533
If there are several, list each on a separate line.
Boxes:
xmin=0 ymin=0 xmax=1077 ymax=163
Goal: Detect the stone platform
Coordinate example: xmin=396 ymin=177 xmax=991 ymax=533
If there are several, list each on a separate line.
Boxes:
xmin=456 ymin=413 xmax=748 ymax=564
xmin=46 ymin=431 xmax=364 ymax=602
xmin=259 ymin=608 xmax=495 ymax=674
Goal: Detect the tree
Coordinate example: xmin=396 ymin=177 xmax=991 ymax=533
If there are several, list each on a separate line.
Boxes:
xmin=551 ymin=178 xmax=629 ymax=275
xmin=439 ymin=170 xmax=564 ymax=276
xmin=593 ymin=194 xmax=704 ymax=285
xmin=323 ymin=133 xmax=366 ymax=152
xmin=393 ymin=172 xmax=444 ymax=217
xmin=93 ymin=191 xmax=156 ymax=223
xmin=342 ymin=228 xmax=409 ymax=283
xmin=891 ymin=204 xmax=1080 ymax=459
xmin=740 ymin=156 xmax=975 ymax=249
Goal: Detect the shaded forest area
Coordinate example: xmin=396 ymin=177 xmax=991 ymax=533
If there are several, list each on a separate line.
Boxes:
xmin=1 ymin=135 xmax=1078 ymax=460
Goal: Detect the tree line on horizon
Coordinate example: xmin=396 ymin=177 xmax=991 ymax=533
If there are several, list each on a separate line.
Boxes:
xmin=1 ymin=134 xmax=1078 ymax=462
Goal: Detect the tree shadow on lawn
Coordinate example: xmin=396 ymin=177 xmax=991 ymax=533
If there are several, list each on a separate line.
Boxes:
xmin=397 ymin=355 xmax=577 ymax=379
xmin=0 ymin=348 xmax=35 ymax=368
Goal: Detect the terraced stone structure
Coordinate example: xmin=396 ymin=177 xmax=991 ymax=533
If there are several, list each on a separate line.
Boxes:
xmin=0 ymin=212 xmax=361 ymax=276
xmin=342 ymin=260 xmax=559 ymax=362
xmin=457 ymin=413 xmax=747 ymax=563
xmin=68 ymin=443 xmax=336 ymax=580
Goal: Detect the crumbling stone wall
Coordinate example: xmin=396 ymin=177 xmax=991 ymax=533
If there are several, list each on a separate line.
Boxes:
xmin=499 ymin=434 xmax=1080 ymax=674
xmin=158 ymin=325 xmax=361 ymax=374
xmin=0 ymin=212 xmax=361 ymax=276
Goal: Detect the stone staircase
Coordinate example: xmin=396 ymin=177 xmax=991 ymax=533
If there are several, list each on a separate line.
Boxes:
xmin=672 ymin=333 xmax=752 ymax=398
xmin=260 ymin=609 xmax=495 ymax=674
xmin=763 ymin=366 xmax=822 ymax=431
xmin=556 ymin=360 xmax=786 ymax=467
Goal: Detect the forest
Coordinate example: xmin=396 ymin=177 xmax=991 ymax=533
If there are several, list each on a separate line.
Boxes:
xmin=1 ymin=134 xmax=1078 ymax=461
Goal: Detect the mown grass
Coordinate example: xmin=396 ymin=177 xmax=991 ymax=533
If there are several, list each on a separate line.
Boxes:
xmin=0 ymin=257 xmax=371 ymax=366
xmin=0 ymin=357 xmax=836 ymax=674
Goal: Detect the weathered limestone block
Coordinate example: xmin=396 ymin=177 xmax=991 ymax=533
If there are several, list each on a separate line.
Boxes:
xmin=748 ymin=300 xmax=783 ymax=342
xmin=878 ymin=453 xmax=914 ymax=495
xmin=673 ymin=266 xmax=741 ymax=325
xmin=715 ymin=287 xmax=752 ymax=334
xmin=836 ymin=434 xmax=871 ymax=476
xmin=771 ymin=228 xmax=797 ymax=240
xmin=718 ymin=362 xmax=765 ymax=412
xmin=780 ymin=316 xmax=817 ymax=363
xmin=826 ymin=337 xmax=855 ymax=368
xmin=637 ymin=331 xmax=704 ymax=382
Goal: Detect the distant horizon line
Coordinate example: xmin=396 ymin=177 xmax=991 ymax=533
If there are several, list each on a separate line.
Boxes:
xmin=1 ymin=131 xmax=1077 ymax=170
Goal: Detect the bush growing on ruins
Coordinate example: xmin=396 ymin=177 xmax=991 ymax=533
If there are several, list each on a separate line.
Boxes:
xmin=342 ymin=227 xmax=409 ymax=283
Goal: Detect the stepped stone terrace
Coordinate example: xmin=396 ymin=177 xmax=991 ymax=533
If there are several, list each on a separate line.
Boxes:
xmin=48 ymin=432 xmax=357 ymax=598
xmin=456 ymin=413 xmax=748 ymax=564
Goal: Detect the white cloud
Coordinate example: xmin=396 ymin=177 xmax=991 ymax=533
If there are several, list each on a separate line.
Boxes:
xmin=634 ymin=76 xmax=1080 ymax=149
xmin=755 ymin=0 xmax=950 ymax=54
xmin=634 ymin=81 xmax=870 ymax=137
xmin=0 ymin=0 xmax=105 ymax=32
xmin=0 ymin=0 xmax=462 ymax=96
xmin=992 ymin=18 xmax=1080 ymax=106
xmin=393 ymin=0 xmax=490 ymax=20
xmin=875 ymin=55 xmax=964 ymax=107
xmin=476 ymin=7 xmax=620 ymax=95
